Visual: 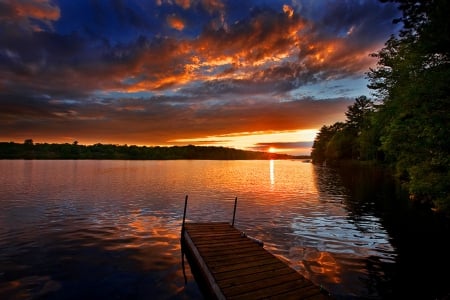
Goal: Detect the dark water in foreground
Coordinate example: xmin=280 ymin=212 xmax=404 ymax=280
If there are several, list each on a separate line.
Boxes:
xmin=0 ymin=160 xmax=449 ymax=299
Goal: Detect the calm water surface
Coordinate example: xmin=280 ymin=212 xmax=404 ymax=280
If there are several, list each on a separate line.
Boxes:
xmin=0 ymin=160 xmax=449 ymax=299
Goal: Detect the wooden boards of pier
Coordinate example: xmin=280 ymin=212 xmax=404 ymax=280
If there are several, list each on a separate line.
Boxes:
xmin=181 ymin=222 xmax=333 ymax=300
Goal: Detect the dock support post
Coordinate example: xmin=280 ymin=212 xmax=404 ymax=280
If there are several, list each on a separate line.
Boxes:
xmin=232 ymin=197 xmax=237 ymax=227
xmin=181 ymin=195 xmax=188 ymax=285
xmin=182 ymin=195 xmax=188 ymax=234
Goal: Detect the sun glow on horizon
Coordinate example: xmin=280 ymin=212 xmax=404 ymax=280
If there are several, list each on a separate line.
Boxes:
xmin=171 ymin=129 xmax=318 ymax=156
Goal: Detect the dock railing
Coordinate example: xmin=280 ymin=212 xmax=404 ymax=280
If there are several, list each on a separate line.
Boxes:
xmin=181 ymin=195 xmax=238 ymax=235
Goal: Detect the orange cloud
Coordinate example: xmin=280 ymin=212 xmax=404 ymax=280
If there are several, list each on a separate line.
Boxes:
xmin=14 ymin=0 xmax=60 ymax=21
xmin=1 ymin=0 xmax=60 ymax=32
xmin=283 ymin=4 xmax=294 ymax=18
xmin=167 ymin=15 xmax=185 ymax=31
xmin=175 ymin=0 xmax=191 ymax=9
xmin=201 ymin=0 xmax=225 ymax=14
xmin=0 ymin=2 xmax=380 ymax=103
xmin=206 ymin=10 xmax=303 ymax=64
xmin=0 ymin=91 xmax=352 ymax=150
xmin=1 ymin=6 xmax=374 ymax=103
xmin=0 ymin=2 xmax=379 ymax=100
xmin=158 ymin=0 xmax=224 ymax=14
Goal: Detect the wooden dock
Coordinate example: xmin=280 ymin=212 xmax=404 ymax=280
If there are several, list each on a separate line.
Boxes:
xmin=181 ymin=222 xmax=333 ymax=299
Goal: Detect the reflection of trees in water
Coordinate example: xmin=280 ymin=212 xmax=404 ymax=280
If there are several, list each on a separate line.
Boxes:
xmin=313 ymin=163 xmax=413 ymax=255
xmin=313 ymin=163 xmax=406 ymax=222
xmin=312 ymin=164 xmax=347 ymax=201
xmin=307 ymin=164 xmax=397 ymax=298
xmin=312 ymin=163 xmax=450 ymax=300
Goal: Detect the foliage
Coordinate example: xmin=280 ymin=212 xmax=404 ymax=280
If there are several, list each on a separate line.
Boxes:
xmin=311 ymin=96 xmax=375 ymax=163
xmin=0 ymin=141 xmax=300 ymax=160
xmin=312 ymin=0 xmax=450 ymax=216
xmin=311 ymin=123 xmax=344 ymax=162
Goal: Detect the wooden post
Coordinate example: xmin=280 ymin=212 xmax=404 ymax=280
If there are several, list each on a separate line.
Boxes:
xmin=232 ymin=197 xmax=237 ymax=227
xmin=181 ymin=195 xmax=188 ymax=234
xmin=181 ymin=195 xmax=188 ymax=285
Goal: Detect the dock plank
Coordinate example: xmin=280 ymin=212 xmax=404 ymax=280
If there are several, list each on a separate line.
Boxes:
xmin=181 ymin=222 xmax=332 ymax=300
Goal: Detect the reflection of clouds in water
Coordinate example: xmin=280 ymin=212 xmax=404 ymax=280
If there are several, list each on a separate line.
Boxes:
xmin=104 ymin=213 xmax=182 ymax=271
xmin=290 ymin=247 xmax=341 ymax=285
xmin=120 ymin=213 xmax=197 ymax=296
xmin=0 ymin=276 xmax=62 ymax=299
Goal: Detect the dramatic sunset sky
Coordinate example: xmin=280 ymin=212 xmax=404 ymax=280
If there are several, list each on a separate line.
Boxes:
xmin=0 ymin=0 xmax=401 ymax=155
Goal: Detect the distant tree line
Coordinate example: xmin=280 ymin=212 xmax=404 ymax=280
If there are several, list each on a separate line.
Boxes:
xmin=311 ymin=0 xmax=450 ymax=215
xmin=0 ymin=140 xmax=301 ymax=160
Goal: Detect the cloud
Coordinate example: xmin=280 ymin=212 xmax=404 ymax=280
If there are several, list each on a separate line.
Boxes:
xmin=167 ymin=14 xmax=185 ymax=31
xmin=0 ymin=0 xmax=400 ymax=150
xmin=0 ymin=1 xmax=397 ymax=98
xmin=0 ymin=0 xmax=60 ymax=32
xmin=0 ymin=89 xmax=352 ymax=145
xmin=175 ymin=0 xmax=191 ymax=10
xmin=158 ymin=0 xmax=225 ymax=15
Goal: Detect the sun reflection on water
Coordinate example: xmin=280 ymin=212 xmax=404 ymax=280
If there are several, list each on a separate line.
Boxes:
xmin=269 ymin=159 xmax=275 ymax=185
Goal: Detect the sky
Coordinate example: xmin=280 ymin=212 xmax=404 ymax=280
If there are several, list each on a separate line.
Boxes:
xmin=0 ymin=0 xmax=401 ymax=155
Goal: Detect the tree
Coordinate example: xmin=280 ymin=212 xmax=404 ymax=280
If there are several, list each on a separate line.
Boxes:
xmin=367 ymin=0 xmax=450 ymax=214
xmin=325 ymin=129 xmax=354 ymax=160
xmin=345 ymin=96 xmax=375 ymax=132
xmin=311 ymin=122 xmax=345 ymax=163
xmin=312 ymin=96 xmax=376 ymax=162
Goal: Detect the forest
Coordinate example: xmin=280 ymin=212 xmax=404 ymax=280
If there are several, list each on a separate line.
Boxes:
xmin=311 ymin=0 xmax=449 ymax=216
xmin=0 ymin=140 xmax=300 ymax=160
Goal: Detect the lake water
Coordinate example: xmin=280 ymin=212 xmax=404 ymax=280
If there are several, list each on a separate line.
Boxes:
xmin=0 ymin=160 xmax=449 ymax=299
